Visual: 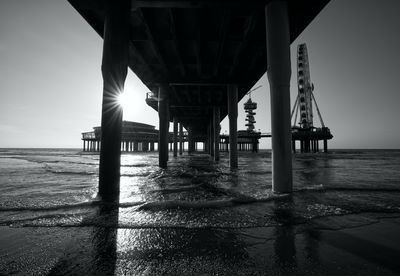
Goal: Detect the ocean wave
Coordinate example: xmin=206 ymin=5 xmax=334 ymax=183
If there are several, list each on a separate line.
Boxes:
xmin=137 ymin=194 xmax=290 ymax=211
xmin=295 ymin=185 xmax=400 ymax=193
xmin=121 ymin=163 xmax=152 ymax=168
xmin=0 ymin=201 xmax=100 ymax=212
xmin=43 ymin=164 xmax=97 ymax=176
xmin=120 ymin=172 xmax=152 ymax=177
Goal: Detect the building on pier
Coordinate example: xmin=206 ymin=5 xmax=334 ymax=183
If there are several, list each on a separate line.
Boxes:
xmin=82 ymin=121 xmax=161 ymax=152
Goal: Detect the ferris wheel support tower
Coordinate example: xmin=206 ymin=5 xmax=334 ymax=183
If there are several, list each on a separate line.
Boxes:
xmin=291 ymin=43 xmax=333 ymax=153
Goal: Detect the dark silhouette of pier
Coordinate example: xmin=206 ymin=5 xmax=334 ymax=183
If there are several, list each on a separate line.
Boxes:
xmin=68 ymin=0 xmax=331 ymax=199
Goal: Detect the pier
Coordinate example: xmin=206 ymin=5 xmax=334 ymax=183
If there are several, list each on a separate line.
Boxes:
xmin=68 ymin=0 xmax=331 ymax=198
xmin=82 ymin=120 xmax=268 ymax=154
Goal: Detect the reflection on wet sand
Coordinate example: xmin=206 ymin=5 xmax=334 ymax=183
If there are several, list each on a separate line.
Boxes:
xmin=48 ymin=204 xmax=119 ymax=275
xmin=272 ymin=198 xmax=297 ymax=274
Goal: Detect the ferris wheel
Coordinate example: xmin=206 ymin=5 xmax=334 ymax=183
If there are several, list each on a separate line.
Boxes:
xmin=291 ymin=43 xmax=325 ymax=129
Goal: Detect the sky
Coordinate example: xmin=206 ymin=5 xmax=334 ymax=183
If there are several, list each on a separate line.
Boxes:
xmin=1 ymin=0 xmax=400 ymax=149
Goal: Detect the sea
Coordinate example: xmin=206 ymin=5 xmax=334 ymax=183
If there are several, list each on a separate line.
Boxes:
xmin=1 ymin=148 xmax=400 ymax=275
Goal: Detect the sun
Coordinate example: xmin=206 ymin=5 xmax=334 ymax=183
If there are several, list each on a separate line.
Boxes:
xmin=118 ymin=92 xmax=130 ymax=110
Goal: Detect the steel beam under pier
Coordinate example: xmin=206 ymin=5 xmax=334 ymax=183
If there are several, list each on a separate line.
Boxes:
xmin=158 ymin=85 xmax=169 ymax=168
xmin=266 ymin=1 xmax=293 ymax=193
xmin=228 ymin=84 xmax=238 ymax=169
xmin=98 ymin=0 xmax=130 ymax=200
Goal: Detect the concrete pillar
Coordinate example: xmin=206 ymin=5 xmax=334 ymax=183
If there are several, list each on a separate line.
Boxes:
xmin=158 ymin=85 xmax=169 ymax=168
xmin=83 ymin=140 xmax=85 ymax=152
xmin=98 ymin=0 xmax=130 ymax=199
xmin=173 ymin=117 xmax=178 ymax=157
xmin=187 ymin=128 xmax=193 ymax=154
xmin=209 ymin=120 xmax=215 ymax=157
xmin=179 ymin=123 xmax=183 ymax=155
xmin=266 ymin=1 xmax=292 ymax=193
xmin=323 ymin=139 xmax=328 ymax=153
xmin=214 ymin=107 xmax=220 ymax=161
xmin=228 ymin=84 xmax=238 ymax=169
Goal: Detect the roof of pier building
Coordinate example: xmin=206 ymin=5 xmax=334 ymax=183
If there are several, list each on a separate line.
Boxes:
xmin=69 ymin=0 xmax=330 ymax=135
xmin=83 ymin=121 xmax=159 ymax=141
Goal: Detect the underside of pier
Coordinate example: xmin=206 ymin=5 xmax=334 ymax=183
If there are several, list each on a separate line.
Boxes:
xmin=68 ymin=0 xmax=330 ymax=198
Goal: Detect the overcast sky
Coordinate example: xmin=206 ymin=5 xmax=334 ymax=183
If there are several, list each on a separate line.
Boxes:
xmin=1 ymin=0 xmax=399 ymax=149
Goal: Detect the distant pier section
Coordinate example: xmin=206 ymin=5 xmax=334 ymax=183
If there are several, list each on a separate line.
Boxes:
xmin=82 ymin=119 xmax=266 ymax=153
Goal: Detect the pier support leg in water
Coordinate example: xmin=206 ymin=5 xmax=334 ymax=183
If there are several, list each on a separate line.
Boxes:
xmin=265 ymin=1 xmax=293 ymax=193
xmin=179 ymin=123 xmax=183 ymax=155
xmin=228 ymin=84 xmax=238 ymax=169
xmin=158 ymin=85 xmax=169 ymax=168
xmin=173 ymin=117 xmax=178 ymax=157
xmin=210 ymin=120 xmax=215 ymax=157
xmin=187 ymin=127 xmax=193 ymax=154
xmin=98 ymin=0 xmax=130 ymax=200
xmin=214 ymin=107 xmax=220 ymax=161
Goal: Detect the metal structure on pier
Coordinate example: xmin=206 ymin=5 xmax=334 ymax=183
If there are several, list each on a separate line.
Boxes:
xmin=291 ymin=43 xmax=333 ymax=153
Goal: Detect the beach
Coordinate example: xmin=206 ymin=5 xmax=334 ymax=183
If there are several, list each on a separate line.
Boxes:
xmin=1 ymin=149 xmax=400 ymax=275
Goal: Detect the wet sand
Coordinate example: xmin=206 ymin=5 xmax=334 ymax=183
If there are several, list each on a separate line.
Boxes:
xmin=1 ymin=214 xmax=400 ymax=275
xmin=2 ymin=150 xmax=400 ymax=275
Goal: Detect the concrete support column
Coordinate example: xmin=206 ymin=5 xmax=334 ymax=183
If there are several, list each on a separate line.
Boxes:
xmin=98 ymin=0 xmax=130 ymax=200
xmin=179 ymin=123 xmax=183 ymax=155
xmin=173 ymin=117 xmax=178 ymax=157
xmin=266 ymin=1 xmax=293 ymax=193
xmin=158 ymin=85 xmax=169 ymax=168
xmin=83 ymin=140 xmax=85 ymax=152
xmin=209 ymin=120 xmax=215 ymax=157
xmin=323 ymin=139 xmax=328 ymax=153
xmin=187 ymin=128 xmax=193 ymax=154
xmin=227 ymin=84 xmax=238 ymax=169
xmin=214 ymin=107 xmax=220 ymax=161
xmin=150 ymin=142 xmax=155 ymax=151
